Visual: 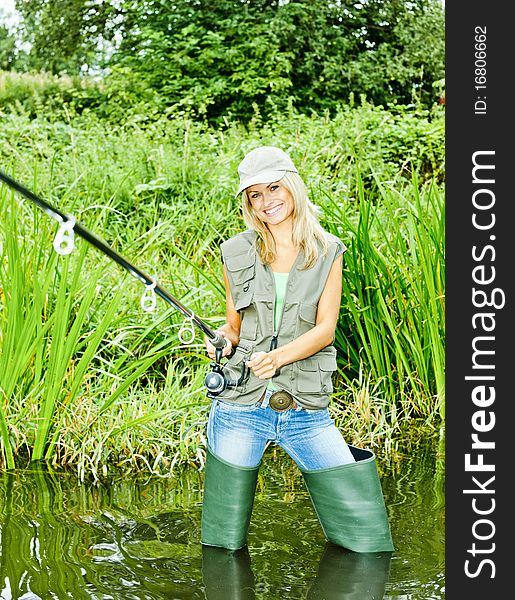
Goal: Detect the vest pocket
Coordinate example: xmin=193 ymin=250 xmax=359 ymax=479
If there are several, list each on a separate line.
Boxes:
xmin=239 ymin=304 xmax=258 ymax=340
xmin=225 ymin=254 xmax=255 ymax=285
xmin=296 ymin=351 xmax=338 ymax=394
xmin=296 ymin=357 xmax=320 ymax=393
xmin=319 ymin=352 xmax=337 ymax=393
xmin=223 ymin=343 xmax=251 ymax=392
xmin=296 ymin=302 xmax=317 ymax=337
xmin=225 ymin=253 xmax=256 ymax=313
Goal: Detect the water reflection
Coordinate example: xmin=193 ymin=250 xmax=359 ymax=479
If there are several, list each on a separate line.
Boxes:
xmin=202 ymin=546 xmax=255 ymax=599
xmin=0 ymin=438 xmax=444 ymax=599
xmin=307 ymin=545 xmax=392 ymax=600
xmin=202 ymin=545 xmax=392 ymax=600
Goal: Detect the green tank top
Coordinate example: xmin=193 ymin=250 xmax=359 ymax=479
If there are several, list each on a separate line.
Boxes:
xmin=267 ymin=272 xmax=289 ymax=391
xmin=273 ymin=272 xmax=289 ymax=330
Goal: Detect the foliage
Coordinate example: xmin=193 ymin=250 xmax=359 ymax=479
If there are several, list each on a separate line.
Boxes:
xmin=7 ymin=0 xmax=445 ymax=121
xmin=0 ymin=70 xmax=106 ymax=118
xmin=324 ymin=175 xmax=444 ymax=423
xmin=0 ymin=71 xmax=444 ymax=182
xmin=14 ymin=0 xmax=117 ymax=74
xmin=0 ymin=107 xmax=444 ymax=476
xmin=0 ymin=15 xmax=17 ymax=71
xmin=111 ymin=0 xmax=445 ymax=120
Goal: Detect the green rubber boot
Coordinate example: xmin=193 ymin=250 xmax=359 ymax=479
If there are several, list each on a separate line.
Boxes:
xmin=301 ymin=446 xmax=394 ymax=553
xmin=201 ymin=447 xmax=259 ymax=551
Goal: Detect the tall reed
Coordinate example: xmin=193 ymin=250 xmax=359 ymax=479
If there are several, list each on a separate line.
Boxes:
xmin=0 ymin=183 xmax=196 ymax=473
xmin=0 ymin=108 xmax=444 ymax=477
xmin=321 ymin=172 xmax=444 ymax=423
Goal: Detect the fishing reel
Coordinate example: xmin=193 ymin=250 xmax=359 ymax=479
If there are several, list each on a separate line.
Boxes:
xmin=204 ymin=346 xmax=249 ymax=398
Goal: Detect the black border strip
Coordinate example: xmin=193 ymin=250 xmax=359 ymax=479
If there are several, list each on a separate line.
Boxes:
xmin=446 ymin=2 xmax=511 ymax=595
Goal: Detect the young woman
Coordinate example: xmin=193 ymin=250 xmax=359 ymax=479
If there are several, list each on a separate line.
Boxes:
xmin=201 ymin=146 xmax=393 ymax=554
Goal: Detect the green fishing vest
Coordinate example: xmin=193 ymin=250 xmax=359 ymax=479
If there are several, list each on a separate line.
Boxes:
xmin=216 ymin=230 xmax=346 ymax=410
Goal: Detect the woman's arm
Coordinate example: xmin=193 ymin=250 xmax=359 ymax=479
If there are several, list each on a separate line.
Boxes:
xmin=204 ymin=266 xmax=241 ymax=360
xmin=246 ymin=255 xmax=343 ymax=379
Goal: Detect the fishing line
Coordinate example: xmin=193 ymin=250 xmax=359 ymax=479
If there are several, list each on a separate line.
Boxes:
xmin=0 ymin=168 xmax=245 ymax=396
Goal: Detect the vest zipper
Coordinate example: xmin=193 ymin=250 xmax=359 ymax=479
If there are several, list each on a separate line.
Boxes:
xmin=267 ymin=250 xmax=301 ymax=351
xmin=266 ymin=250 xmax=301 ymax=386
xmin=269 ymin=272 xmax=283 ymax=378
xmin=270 ymin=334 xmax=278 ymax=350
xmin=269 ymin=271 xmax=286 ymax=351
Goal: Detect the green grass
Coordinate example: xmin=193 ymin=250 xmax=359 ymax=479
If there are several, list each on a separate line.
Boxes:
xmin=324 ymin=172 xmax=444 ymax=420
xmin=0 ymin=106 xmax=445 ymax=480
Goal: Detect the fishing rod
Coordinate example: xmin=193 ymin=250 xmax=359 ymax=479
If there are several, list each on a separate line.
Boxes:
xmin=0 ymin=168 xmax=247 ymax=397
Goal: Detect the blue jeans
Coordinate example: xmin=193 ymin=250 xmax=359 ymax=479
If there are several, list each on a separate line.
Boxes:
xmin=207 ymin=399 xmax=356 ymax=470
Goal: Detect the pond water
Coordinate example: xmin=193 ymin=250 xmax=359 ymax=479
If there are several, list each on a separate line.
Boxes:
xmin=0 ymin=437 xmax=444 ymax=599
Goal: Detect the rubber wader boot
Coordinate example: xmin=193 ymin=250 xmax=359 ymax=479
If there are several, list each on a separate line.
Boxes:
xmin=301 ymin=446 xmax=394 ymax=553
xmin=201 ymin=446 xmax=259 ymax=551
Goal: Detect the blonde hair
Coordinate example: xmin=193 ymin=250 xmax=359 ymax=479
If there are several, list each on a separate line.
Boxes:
xmin=241 ymin=172 xmax=328 ymax=269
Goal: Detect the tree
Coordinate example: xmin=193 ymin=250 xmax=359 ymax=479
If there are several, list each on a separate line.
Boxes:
xmin=11 ymin=0 xmax=445 ymax=120
xmin=109 ymin=0 xmax=444 ymax=119
xmin=0 ymin=10 xmax=18 ymax=71
xmin=15 ymin=0 xmax=117 ymax=73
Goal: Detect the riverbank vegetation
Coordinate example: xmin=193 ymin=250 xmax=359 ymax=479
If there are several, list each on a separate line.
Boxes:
xmin=0 ymin=0 xmax=444 ymax=480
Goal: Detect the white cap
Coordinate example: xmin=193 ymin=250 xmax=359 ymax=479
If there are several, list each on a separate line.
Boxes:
xmin=235 ymin=146 xmax=298 ymax=196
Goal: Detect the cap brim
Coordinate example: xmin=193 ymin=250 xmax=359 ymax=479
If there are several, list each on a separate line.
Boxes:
xmin=235 ymin=169 xmax=288 ymax=197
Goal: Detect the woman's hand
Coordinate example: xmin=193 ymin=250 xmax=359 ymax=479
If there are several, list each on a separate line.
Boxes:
xmin=246 ymin=351 xmax=280 ymax=379
xmin=205 ymin=333 xmax=233 ymax=361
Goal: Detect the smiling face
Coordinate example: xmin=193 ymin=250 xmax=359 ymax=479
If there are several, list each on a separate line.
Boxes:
xmin=245 ymin=180 xmax=295 ymax=227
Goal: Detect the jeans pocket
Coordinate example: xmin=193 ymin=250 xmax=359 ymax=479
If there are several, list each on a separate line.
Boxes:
xmin=207 ymin=400 xmax=218 ymax=445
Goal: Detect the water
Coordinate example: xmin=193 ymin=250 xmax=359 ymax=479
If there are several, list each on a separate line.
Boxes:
xmin=0 ymin=438 xmax=444 ymax=599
